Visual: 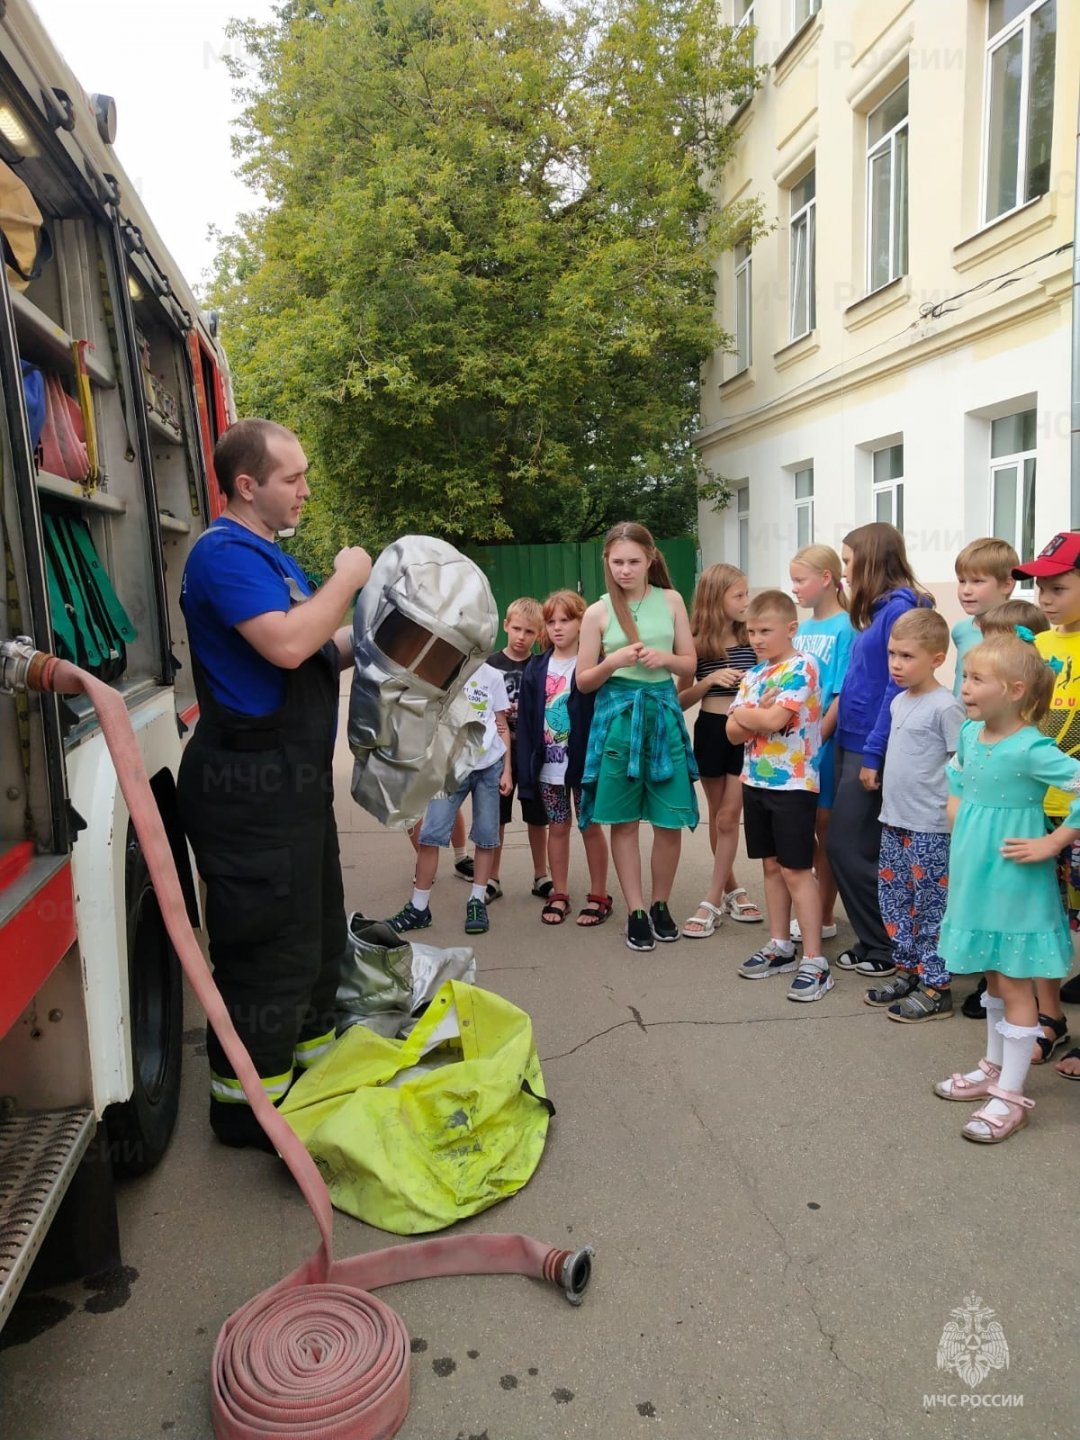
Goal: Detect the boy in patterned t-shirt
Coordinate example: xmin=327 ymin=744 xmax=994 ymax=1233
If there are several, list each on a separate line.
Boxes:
xmin=726 ymin=590 xmax=829 ymax=1002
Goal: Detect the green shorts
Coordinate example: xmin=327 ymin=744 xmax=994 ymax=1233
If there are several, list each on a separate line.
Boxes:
xmin=590 ymin=703 xmax=698 ymax=829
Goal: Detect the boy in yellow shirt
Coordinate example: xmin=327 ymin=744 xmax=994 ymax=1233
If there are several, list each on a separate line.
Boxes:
xmin=1012 ymin=532 xmax=1080 ymax=1075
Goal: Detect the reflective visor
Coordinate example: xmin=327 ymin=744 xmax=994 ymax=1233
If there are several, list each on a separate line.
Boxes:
xmin=374 ymin=607 xmax=468 ymax=691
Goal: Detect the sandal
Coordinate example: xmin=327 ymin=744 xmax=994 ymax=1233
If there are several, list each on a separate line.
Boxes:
xmin=576 ymin=893 xmax=613 ymax=927
xmin=723 ymin=888 xmax=762 ymax=924
xmin=541 ymin=892 xmax=571 ymax=925
xmin=1031 ymin=1011 xmax=1070 ymax=1064
xmin=1055 ymin=1046 xmax=1080 ymax=1080
xmin=961 ymin=1084 xmax=1034 ymax=1144
xmin=531 ymin=875 xmax=554 ymax=899
xmin=933 ymin=1058 xmax=1001 ymax=1102
xmin=681 ymin=900 xmax=724 ymax=938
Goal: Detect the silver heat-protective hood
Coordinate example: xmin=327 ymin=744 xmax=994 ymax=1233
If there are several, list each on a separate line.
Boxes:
xmin=348 ymin=535 xmax=498 ymax=828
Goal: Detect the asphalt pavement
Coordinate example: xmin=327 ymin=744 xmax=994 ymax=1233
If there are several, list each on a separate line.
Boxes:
xmin=2 ymin=694 xmax=1079 ymax=1440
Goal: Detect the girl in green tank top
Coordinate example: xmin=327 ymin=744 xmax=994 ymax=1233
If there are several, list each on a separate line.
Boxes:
xmin=577 ymin=522 xmax=698 ymax=954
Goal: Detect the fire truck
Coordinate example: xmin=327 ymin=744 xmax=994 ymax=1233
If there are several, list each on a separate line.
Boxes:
xmin=0 ymin=0 xmax=232 ymax=1327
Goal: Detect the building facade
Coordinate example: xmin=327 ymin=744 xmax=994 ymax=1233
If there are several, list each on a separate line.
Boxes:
xmin=696 ymin=0 xmax=1076 ymax=614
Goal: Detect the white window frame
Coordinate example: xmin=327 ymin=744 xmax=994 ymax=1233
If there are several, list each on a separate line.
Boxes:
xmin=791 ymin=0 xmax=821 ymax=33
xmin=734 ymin=0 xmax=756 ymax=75
xmin=981 ymin=0 xmax=1056 ymax=225
xmin=736 ymin=484 xmax=750 ymax=574
xmin=794 ymin=466 xmax=814 ymax=548
xmin=989 ymin=411 xmax=1037 ymax=588
xmin=734 ymin=240 xmax=752 ymax=373
xmin=871 ymin=443 xmax=904 ymax=530
xmin=789 ymin=171 xmax=816 ymax=341
xmin=865 ymin=82 xmax=909 ymax=293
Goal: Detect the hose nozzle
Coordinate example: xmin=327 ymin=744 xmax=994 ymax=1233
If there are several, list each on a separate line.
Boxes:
xmin=557 ymin=1244 xmax=594 ymax=1306
xmin=0 ymin=637 xmax=55 ymax=696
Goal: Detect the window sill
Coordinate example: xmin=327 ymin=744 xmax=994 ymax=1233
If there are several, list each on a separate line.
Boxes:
xmin=844 ymin=275 xmax=910 ymax=333
xmin=773 ymin=15 xmax=822 ymax=85
xmin=773 ymin=331 xmax=820 ymax=372
xmin=953 ymin=192 xmax=1056 ymax=274
xmin=727 ymin=94 xmax=754 ymax=128
xmin=718 ymin=364 xmax=756 ymax=398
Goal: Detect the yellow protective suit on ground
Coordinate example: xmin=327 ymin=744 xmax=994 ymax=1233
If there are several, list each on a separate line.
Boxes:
xmin=280 ymin=981 xmax=553 ymax=1234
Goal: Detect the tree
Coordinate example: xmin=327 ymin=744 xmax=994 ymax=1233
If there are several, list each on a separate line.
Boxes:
xmin=210 ymin=0 xmax=764 ymax=572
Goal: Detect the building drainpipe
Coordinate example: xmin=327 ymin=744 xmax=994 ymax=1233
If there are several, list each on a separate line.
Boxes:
xmin=1072 ymin=83 xmax=1080 ymax=528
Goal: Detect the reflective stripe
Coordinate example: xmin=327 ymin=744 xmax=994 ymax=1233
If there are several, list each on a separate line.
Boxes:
xmin=209 ymin=1068 xmax=292 ymax=1104
xmin=294 ymin=1030 xmax=335 ymax=1069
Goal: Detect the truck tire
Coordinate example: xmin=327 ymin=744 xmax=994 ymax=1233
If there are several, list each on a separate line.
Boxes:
xmin=105 ymin=832 xmax=183 ymax=1175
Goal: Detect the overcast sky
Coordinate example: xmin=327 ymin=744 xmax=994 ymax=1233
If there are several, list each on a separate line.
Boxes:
xmin=30 ymin=0 xmax=278 ymax=288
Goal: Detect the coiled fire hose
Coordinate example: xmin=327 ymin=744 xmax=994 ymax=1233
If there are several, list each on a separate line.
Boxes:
xmin=3 ymin=642 xmax=593 ymax=1440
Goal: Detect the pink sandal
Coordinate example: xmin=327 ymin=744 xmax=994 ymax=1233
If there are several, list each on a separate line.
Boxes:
xmin=933 ymin=1058 xmax=1001 ymax=1101
xmin=960 ymin=1085 xmax=1034 ymax=1145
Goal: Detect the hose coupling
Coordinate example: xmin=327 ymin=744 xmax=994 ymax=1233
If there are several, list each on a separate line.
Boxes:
xmin=0 ymin=637 xmax=55 ymax=695
xmin=558 ymin=1244 xmax=594 ymax=1306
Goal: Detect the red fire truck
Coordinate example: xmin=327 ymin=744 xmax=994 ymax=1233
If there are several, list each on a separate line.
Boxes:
xmin=0 ymin=0 xmax=232 ymax=1326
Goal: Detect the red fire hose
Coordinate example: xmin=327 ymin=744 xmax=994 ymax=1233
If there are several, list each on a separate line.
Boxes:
xmin=12 ymin=647 xmax=591 ymax=1440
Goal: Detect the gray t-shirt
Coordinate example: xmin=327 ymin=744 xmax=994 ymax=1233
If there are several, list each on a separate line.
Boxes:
xmin=879 ymin=687 xmax=966 ymax=833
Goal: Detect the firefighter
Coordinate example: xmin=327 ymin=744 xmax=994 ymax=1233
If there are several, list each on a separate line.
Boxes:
xmin=177 ymin=418 xmax=371 ymax=1149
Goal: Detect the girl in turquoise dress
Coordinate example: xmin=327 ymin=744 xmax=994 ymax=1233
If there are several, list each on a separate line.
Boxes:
xmin=934 ymin=634 xmax=1080 ymax=1144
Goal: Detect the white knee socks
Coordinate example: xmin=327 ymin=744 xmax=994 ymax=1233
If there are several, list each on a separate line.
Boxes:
xmin=983 ymin=991 xmax=1006 ymax=1067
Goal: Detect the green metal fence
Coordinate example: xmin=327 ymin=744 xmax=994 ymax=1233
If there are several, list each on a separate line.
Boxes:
xmin=465 ymin=536 xmax=698 ymax=632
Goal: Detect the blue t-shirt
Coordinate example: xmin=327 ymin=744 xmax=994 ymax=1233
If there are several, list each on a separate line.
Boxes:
xmin=951 ymin=615 xmax=980 ymax=697
xmin=793 ymin=610 xmax=855 ymax=711
xmin=180 ymin=519 xmax=314 ymax=716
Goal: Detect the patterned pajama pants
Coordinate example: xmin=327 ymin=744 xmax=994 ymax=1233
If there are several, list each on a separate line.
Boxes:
xmin=877 ymin=824 xmax=952 ymax=989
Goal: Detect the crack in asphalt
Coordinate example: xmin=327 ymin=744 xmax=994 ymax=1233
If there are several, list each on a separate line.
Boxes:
xmin=541 ymin=1009 xmax=876 ymax=1061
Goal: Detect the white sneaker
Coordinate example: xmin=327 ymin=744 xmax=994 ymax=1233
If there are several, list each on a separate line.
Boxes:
xmin=787 ymin=957 xmax=835 ymax=1003
xmin=789 ymin=919 xmax=838 ymax=941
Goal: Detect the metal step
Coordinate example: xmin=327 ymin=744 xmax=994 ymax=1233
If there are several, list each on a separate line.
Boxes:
xmin=0 ymin=1106 xmax=96 ymax=1330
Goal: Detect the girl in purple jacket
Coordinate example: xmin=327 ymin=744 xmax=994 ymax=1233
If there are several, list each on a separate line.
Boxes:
xmin=827 ymin=523 xmax=932 ymax=977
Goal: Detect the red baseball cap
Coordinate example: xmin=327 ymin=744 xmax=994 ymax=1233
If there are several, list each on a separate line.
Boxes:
xmin=1013 ymin=532 xmax=1080 ymax=579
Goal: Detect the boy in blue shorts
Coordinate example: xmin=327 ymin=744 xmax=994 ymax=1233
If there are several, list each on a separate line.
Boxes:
xmin=386 ymin=661 xmax=512 ymax=935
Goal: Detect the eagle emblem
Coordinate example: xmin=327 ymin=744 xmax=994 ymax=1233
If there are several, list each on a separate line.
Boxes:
xmin=936 ymin=1294 xmax=1010 ymax=1388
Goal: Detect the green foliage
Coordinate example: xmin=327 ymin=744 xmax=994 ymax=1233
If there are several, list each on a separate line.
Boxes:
xmin=210 ymin=0 xmax=765 ymax=573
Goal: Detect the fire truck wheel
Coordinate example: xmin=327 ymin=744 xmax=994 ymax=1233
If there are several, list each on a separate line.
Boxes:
xmin=105 ymin=834 xmax=183 ymax=1175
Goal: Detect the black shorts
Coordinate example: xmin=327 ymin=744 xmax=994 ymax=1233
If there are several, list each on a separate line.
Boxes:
xmin=500 ymin=754 xmax=548 ymax=827
xmin=693 ymin=709 xmax=744 ymax=779
xmin=742 ymin=786 xmax=818 ymax=870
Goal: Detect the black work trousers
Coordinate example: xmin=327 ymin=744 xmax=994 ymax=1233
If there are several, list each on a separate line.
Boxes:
xmin=178 ymin=734 xmax=347 ymax=1123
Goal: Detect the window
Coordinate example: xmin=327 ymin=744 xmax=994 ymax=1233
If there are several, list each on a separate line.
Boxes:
xmin=736 ymin=484 xmax=750 ymax=574
xmin=990 ymin=408 xmax=1036 ymax=579
xmin=794 ymin=467 xmax=814 ymax=547
xmin=866 ymin=81 xmax=909 ymax=292
xmin=792 ymin=0 xmax=822 ymax=30
xmin=984 ymin=0 xmax=1056 ymax=224
xmin=872 ymin=443 xmax=904 ymax=529
xmin=734 ymin=0 xmax=756 ymax=96
xmin=789 ymin=170 xmax=816 ymax=340
xmin=734 ymin=240 xmax=752 ymax=373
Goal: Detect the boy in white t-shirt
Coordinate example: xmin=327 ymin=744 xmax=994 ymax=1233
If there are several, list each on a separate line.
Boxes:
xmin=385 ymin=662 xmax=512 ymax=935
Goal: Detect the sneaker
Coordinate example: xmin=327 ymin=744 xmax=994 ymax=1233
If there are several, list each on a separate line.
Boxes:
xmin=485 ymin=879 xmax=503 ymax=904
xmin=854 ymin=956 xmax=896 ymax=977
xmin=790 ymin=919 xmax=838 ymax=942
xmin=788 ymin=957 xmax=835 ymax=1003
xmin=961 ymin=977 xmax=987 ymax=1018
xmin=886 ymin=985 xmax=954 ymax=1023
xmin=465 ymin=897 xmax=489 ymax=934
xmin=454 ymin=855 xmax=475 ymax=882
xmin=385 ymin=901 xmax=432 ymax=934
xmin=649 ymin=901 xmax=680 ymax=943
xmin=626 ymin=909 xmax=656 ymax=952
xmin=864 ymin=971 xmax=918 ymax=1008
xmin=739 ymin=941 xmax=798 ymax=980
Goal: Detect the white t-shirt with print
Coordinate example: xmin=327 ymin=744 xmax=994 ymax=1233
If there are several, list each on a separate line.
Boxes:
xmin=539 ymin=655 xmax=577 ymax=785
xmin=463 ymin=662 xmax=509 ymax=769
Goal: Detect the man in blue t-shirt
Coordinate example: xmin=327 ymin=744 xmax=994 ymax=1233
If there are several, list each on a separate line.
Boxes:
xmin=177 ymin=418 xmax=371 ymax=1150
